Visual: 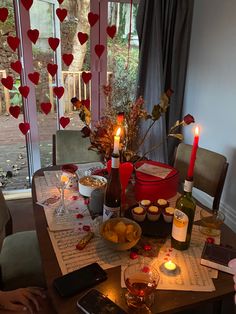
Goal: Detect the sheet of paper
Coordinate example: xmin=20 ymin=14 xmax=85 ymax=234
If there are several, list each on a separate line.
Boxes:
xmin=136 ymin=163 xmax=172 ymax=179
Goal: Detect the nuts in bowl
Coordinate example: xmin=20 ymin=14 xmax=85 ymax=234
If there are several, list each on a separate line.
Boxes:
xmin=79 ymin=175 xmax=107 ymax=197
xmin=100 ymin=217 xmax=142 ymax=251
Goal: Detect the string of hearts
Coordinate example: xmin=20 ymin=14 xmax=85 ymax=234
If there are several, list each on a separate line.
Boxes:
xmin=0 ymin=0 xmax=117 ymax=134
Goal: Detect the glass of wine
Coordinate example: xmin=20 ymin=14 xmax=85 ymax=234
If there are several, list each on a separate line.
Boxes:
xmin=124 ymin=260 xmax=160 ymax=310
xmin=55 ymin=173 xmax=69 ymax=216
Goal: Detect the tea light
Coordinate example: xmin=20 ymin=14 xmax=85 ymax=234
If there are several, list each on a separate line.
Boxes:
xmin=164 ymin=260 xmax=176 ymax=272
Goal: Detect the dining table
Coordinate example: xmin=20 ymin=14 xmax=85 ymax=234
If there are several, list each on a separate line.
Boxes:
xmin=31 ymin=165 xmax=235 ymax=314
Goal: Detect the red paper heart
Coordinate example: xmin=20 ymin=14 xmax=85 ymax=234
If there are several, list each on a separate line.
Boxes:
xmin=40 ymin=102 xmax=52 ymax=115
xmin=88 ymin=12 xmax=99 ymax=27
xmin=19 ymin=85 xmax=30 ymax=98
xmin=21 ymin=0 xmax=33 ymax=10
xmin=47 ymin=63 xmax=58 ymax=77
xmin=77 ymin=32 xmax=88 ymax=45
xmin=48 ymin=37 xmax=60 ymax=51
xmin=62 ymin=53 xmax=74 ymax=66
xmin=81 ymin=72 xmax=92 ymax=84
xmin=27 ymin=29 xmax=39 ymax=44
xmin=56 ymin=8 xmax=67 ymax=22
xmin=10 ymin=60 xmax=22 ymax=74
xmin=9 ymin=105 xmax=21 ymax=119
xmin=0 ymin=7 xmax=8 ymax=22
xmin=19 ymin=122 xmax=30 ymax=135
xmin=7 ymin=36 xmax=20 ymax=52
xmin=28 ymin=72 xmax=40 ymax=85
xmin=53 ymin=86 xmax=64 ymax=99
xmin=1 ymin=76 xmax=13 ymax=90
xmin=95 ymin=44 xmax=105 ymax=58
xmin=59 ymin=116 xmax=70 ymax=128
xmin=57 ymin=0 xmax=64 ymax=3
xmin=107 ymin=25 xmax=116 ymax=39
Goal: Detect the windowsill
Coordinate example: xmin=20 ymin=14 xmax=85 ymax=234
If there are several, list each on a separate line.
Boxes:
xmin=3 ymin=189 xmax=32 ymax=200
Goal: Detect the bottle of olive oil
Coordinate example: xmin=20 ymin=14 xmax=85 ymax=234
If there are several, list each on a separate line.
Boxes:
xmin=171 ymin=178 xmax=196 ymax=250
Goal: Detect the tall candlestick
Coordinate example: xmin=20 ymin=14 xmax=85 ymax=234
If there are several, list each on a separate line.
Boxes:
xmin=187 ymin=126 xmax=200 ymax=179
xmin=113 ymin=127 xmax=121 ymax=154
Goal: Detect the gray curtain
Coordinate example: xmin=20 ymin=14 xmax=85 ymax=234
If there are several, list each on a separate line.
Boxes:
xmin=136 ymin=0 xmax=194 ymax=163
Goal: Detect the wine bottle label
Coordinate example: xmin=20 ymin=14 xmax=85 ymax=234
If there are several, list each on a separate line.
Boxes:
xmin=184 ymin=180 xmax=193 ymax=192
xmin=103 ymin=204 xmax=120 ymax=222
xmin=172 ymin=209 xmax=189 ymax=242
xmin=111 ymin=156 xmax=120 ymax=169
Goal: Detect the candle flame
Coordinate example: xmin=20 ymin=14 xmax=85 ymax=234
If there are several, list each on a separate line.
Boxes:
xmin=195 ymin=126 xmax=200 ymax=136
xmin=116 ymin=127 xmax=121 ymax=137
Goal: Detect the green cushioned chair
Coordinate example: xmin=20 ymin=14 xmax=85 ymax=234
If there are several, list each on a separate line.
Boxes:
xmin=0 ymin=189 xmax=45 ymax=290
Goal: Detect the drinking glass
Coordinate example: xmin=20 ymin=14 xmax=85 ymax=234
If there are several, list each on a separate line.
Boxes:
xmin=55 ymin=173 xmax=69 ymax=215
xmin=124 ymin=260 xmax=160 ymax=310
xmin=199 ymin=209 xmax=225 ymax=236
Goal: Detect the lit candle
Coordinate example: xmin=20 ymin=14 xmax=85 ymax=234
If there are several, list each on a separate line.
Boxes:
xmin=187 ymin=126 xmax=200 ymax=179
xmin=61 ymin=174 xmax=69 ymax=184
xmin=113 ymin=127 xmax=121 ymax=154
xmin=164 ymin=260 xmax=177 ymax=271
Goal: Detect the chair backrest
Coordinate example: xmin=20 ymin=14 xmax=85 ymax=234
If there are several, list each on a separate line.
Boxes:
xmin=173 ymin=143 xmax=228 ymax=210
xmin=53 ymin=130 xmax=102 ymax=165
xmin=0 ymin=189 xmax=12 ymax=244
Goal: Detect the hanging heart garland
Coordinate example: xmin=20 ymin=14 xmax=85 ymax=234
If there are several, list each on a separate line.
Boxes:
xmin=40 ymin=102 xmax=52 ymax=115
xmin=57 ymin=0 xmax=64 ymax=4
xmin=0 ymin=7 xmax=8 ymax=22
xmin=10 ymin=60 xmax=22 ymax=74
xmin=81 ymin=72 xmax=92 ymax=84
xmin=7 ymin=36 xmax=20 ymax=52
xmin=19 ymin=122 xmax=30 ymax=135
xmin=1 ymin=76 xmax=14 ymax=90
xmin=21 ymin=0 xmax=33 ymax=11
xmin=9 ymin=105 xmax=21 ymax=119
xmin=81 ymin=99 xmax=90 ymax=110
xmin=28 ymin=72 xmax=40 ymax=85
xmin=107 ymin=25 xmax=116 ymax=39
xmin=59 ymin=116 xmax=70 ymax=128
xmin=27 ymin=29 xmax=39 ymax=44
xmin=56 ymin=8 xmax=67 ymax=22
xmin=53 ymin=86 xmax=64 ymax=99
xmin=77 ymin=32 xmax=88 ymax=45
xmin=62 ymin=53 xmax=74 ymax=66
xmin=48 ymin=37 xmax=60 ymax=51
xmin=95 ymin=44 xmax=105 ymax=58
xmin=47 ymin=63 xmax=58 ymax=77
xmin=19 ymin=85 xmax=30 ymax=98
xmin=88 ymin=12 xmax=99 ymax=27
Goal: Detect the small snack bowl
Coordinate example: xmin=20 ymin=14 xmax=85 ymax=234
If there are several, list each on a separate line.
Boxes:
xmin=139 ymin=199 xmax=152 ymax=210
xmin=79 ymin=175 xmax=107 ymax=197
xmin=155 ymin=198 xmax=169 ymax=210
xmin=162 ymin=206 xmax=175 ymax=223
xmin=147 ymin=205 xmax=161 ymax=221
xmin=131 ymin=206 xmax=147 ymax=222
xmin=100 ymin=217 xmax=142 ymax=251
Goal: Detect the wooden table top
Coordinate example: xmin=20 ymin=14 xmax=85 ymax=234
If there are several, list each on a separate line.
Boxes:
xmin=32 ymin=166 xmax=235 ymax=314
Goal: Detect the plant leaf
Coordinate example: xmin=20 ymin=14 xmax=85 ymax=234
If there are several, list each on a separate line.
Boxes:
xmin=151 ymin=104 xmax=161 ymax=121
xmin=168 ymin=133 xmax=184 ymax=140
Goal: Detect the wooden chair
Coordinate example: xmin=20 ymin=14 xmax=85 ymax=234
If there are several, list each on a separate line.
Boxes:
xmin=0 ymin=189 xmax=45 ymax=290
xmin=52 ymin=130 xmax=102 ymax=165
xmin=173 ymin=143 xmax=228 ymax=211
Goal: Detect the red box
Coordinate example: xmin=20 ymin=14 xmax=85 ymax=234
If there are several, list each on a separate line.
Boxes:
xmin=134 ymin=160 xmax=179 ymax=202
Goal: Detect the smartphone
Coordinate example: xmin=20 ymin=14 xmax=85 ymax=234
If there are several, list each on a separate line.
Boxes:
xmin=53 ymin=263 xmax=107 ymax=297
xmin=77 ymin=289 xmax=127 ymax=314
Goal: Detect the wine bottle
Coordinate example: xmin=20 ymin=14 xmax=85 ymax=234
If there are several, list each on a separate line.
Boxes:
xmin=171 ymin=178 xmax=196 ymax=250
xmin=103 ymin=153 xmax=122 ymax=222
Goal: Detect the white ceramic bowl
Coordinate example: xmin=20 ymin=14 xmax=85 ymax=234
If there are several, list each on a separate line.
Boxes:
xmin=79 ymin=175 xmax=107 ymax=197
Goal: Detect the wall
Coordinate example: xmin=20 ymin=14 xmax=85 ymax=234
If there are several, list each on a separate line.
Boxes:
xmin=183 ymin=0 xmax=236 ymax=232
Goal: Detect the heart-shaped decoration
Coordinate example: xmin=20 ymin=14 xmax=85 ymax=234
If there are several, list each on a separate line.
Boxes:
xmin=1 ymin=76 xmax=13 ymax=90
xmin=57 ymin=0 xmax=64 ymax=3
xmin=40 ymin=102 xmax=52 ymax=115
xmin=19 ymin=85 xmax=30 ymax=98
xmin=21 ymin=0 xmax=33 ymax=10
xmin=88 ymin=12 xmax=99 ymax=27
xmin=81 ymin=99 xmax=90 ymax=110
xmin=27 ymin=29 xmax=39 ymax=44
xmin=62 ymin=53 xmax=74 ymax=66
xmin=59 ymin=116 xmax=70 ymax=128
xmin=10 ymin=60 xmax=22 ymax=74
xmin=9 ymin=105 xmax=21 ymax=119
xmin=53 ymin=86 xmax=64 ymax=99
xmin=107 ymin=25 xmax=116 ymax=39
xmin=81 ymin=71 xmax=92 ymax=84
xmin=47 ymin=63 xmax=58 ymax=77
xmin=77 ymin=32 xmax=88 ymax=45
xmin=19 ymin=122 xmax=30 ymax=135
xmin=0 ymin=7 xmax=8 ymax=22
xmin=7 ymin=35 xmax=20 ymax=52
xmin=95 ymin=44 xmax=105 ymax=58
xmin=48 ymin=37 xmax=60 ymax=51
xmin=56 ymin=8 xmax=67 ymax=22
xmin=28 ymin=72 xmax=40 ymax=85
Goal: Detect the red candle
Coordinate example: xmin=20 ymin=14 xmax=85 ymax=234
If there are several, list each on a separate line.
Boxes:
xmin=187 ymin=126 xmax=200 ymax=179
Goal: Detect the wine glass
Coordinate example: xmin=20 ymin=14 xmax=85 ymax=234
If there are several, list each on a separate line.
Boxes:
xmin=55 ymin=173 xmax=69 ymax=215
xmin=124 ymin=260 xmax=160 ymax=310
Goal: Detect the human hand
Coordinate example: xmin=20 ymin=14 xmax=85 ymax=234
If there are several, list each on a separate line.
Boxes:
xmin=228 ymin=258 xmax=236 ymax=303
xmin=0 ymin=287 xmax=46 ymax=313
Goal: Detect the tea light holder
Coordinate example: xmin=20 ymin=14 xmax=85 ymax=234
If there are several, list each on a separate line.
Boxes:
xmin=159 ymin=260 xmax=180 ymax=276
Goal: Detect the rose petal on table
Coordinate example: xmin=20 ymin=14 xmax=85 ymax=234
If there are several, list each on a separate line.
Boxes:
xmin=76 ymin=214 xmax=84 ymax=219
xmin=84 ymin=198 xmax=89 ymax=205
xmin=83 ymin=225 xmax=91 ymax=232
xmin=206 ymin=237 xmax=215 ymax=244
xmin=142 ymin=266 xmax=150 ymax=273
xmin=143 ymin=244 xmax=152 ymax=251
xmin=130 ymin=252 xmax=139 ymax=259
xmin=71 ymin=195 xmax=79 ymax=200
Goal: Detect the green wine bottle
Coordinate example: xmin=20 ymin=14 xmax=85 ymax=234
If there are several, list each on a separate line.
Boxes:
xmin=171 ymin=179 xmax=196 ymax=250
